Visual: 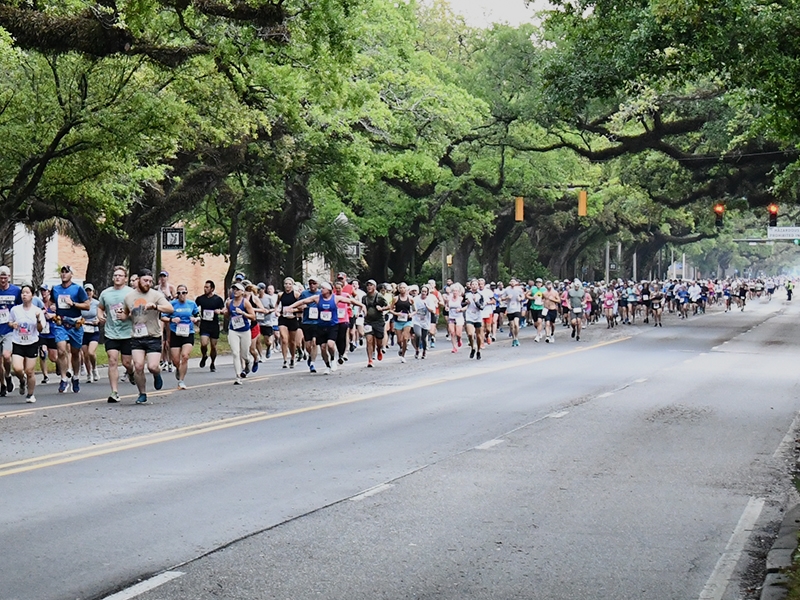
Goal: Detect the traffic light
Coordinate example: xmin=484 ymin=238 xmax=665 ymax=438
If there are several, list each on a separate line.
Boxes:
xmin=768 ymin=203 xmax=778 ymax=227
xmin=713 ymin=203 xmax=724 ymax=228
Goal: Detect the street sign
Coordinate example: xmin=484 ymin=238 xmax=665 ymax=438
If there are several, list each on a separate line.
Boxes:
xmin=161 ymin=227 xmax=185 ymax=250
xmin=767 ymin=226 xmax=800 ymax=239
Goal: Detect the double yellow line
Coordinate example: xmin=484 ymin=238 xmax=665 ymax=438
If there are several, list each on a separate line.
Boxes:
xmin=0 ymin=337 xmax=629 ymax=478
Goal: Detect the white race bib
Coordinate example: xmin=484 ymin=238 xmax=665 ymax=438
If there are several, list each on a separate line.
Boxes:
xmin=642 ymin=294 xmax=649 ymax=301
xmin=308 ymin=306 xmax=319 ymax=320
xmin=397 ymin=313 xmax=408 ymax=322
xmin=176 ymin=323 xmax=191 ymax=337
xmin=41 ymin=320 xmax=50 ymax=335
xmin=202 ymin=309 xmax=215 ymax=321
xmin=572 ymin=307 xmax=583 ymax=314
xmin=337 ymin=308 xmax=346 ymax=319
xmin=541 ymin=309 xmax=548 ymax=317
xmin=282 ymin=306 xmax=295 ymax=318
xmin=0 ymin=308 xmax=8 ymax=324
xmin=231 ymin=315 xmax=245 ymax=329
xmin=57 ymin=295 xmax=70 ymax=310
xmin=356 ymin=316 xmax=364 ymax=326
xmin=320 ymin=310 xmax=332 ymax=322
xmin=83 ymin=324 xmax=97 ymax=333
xmin=133 ymin=323 xmax=148 ymax=338
xmin=363 ymin=324 xmax=373 ymax=333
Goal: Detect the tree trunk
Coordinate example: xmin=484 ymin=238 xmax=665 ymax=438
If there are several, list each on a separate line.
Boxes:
xmin=31 ymin=222 xmax=57 ymax=289
xmin=453 ymin=237 xmax=474 ymax=284
xmin=0 ymin=221 xmax=14 ymax=273
xmin=129 ymin=234 xmax=157 ymax=275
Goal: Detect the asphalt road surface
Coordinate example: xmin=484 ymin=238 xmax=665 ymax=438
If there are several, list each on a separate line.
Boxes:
xmin=1 ymin=295 xmax=798 ymax=600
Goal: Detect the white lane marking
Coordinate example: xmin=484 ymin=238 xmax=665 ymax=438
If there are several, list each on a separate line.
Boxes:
xmin=597 ymin=392 xmax=614 ymax=398
xmin=634 ymin=378 xmax=647 ymax=383
xmin=350 ymin=483 xmax=394 ymax=502
xmin=102 ymin=571 xmax=184 ymax=600
xmin=773 ymin=412 xmax=800 ymax=459
xmin=475 ymin=439 xmax=505 ymax=450
xmin=698 ymin=497 xmax=765 ymax=600
xmin=547 ymin=410 xmax=570 ymax=419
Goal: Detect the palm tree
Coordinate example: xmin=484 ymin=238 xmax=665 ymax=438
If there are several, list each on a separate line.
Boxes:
xmin=26 ymin=218 xmax=76 ymax=289
xmin=0 ymin=220 xmax=14 ymax=272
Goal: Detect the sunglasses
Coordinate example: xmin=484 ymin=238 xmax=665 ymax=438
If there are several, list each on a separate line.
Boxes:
xmin=177 ymin=291 xmax=188 ymax=295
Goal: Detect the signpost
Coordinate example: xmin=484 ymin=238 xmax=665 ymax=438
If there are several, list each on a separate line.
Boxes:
xmin=161 ymin=227 xmax=185 ymax=251
xmin=766 ymin=227 xmax=800 ymax=240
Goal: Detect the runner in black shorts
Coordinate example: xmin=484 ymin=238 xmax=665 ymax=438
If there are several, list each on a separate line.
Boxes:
xmin=195 ymin=280 xmax=224 ymax=373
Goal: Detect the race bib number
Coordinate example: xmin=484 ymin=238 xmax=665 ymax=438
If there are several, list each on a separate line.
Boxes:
xmin=541 ymin=309 xmax=548 ymax=317
xmin=256 ymin=311 xmax=267 ymax=323
xmin=230 ymin=316 xmax=245 ymax=330
xmin=642 ymin=294 xmax=649 ymax=301
xmin=41 ymin=320 xmax=50 ymax=335
xmin=111 ymin=303 xmax=124 ymax=321
xmin=308 ymin=307 xmax=319 ymax=320
xmin=320 ymin=310 xmax=332 ymax=322
xmin=356 ymin=316 xmax=365 ymax=326
xmin=0 ymin=308 xmax=8 ymax=324
xmin=202 ymin=309 xmax=215 ymax=321
xmin=337 ymin=308 xmax=346 ymax=320
xmin=282 ymin=307 xmax=295 ymax=318
xmin=83 ymin=324 xmax=97 ymax=333
xmin=572 ymin=307 xmax=583 ymax=314
xmin=652 ymin=303 xmax=661 ymax=310
xmin=57 ymin=295 xmax=70 ymax=310
xmin=363 ymin=324 xmax=373 ymax=333
xmin=397 ymin=313 xmax=408 ymax=322
xmin=176 ymin=323 xmax=191 ymax=337
xmin=18 ymin=324 xmax=30 ymax=342
xmin=133 ymin=323 xmax=148 ymax=338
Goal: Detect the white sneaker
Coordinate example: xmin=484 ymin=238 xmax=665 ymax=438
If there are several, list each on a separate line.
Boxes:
xmin=178 ymin=381 xmax=187 ymax=390
xmin=79 ymin=365 xmax=86 ymax=376
xmin=534 ymin=335 xmax=540 ymax=343
xmin=233 ymin=379 xmax=243 ymax=386
xmin=330 ymin=361 xmax=338 ymax=372
xmin=92 ymin=369 xmax=99 ymax=382
xmin=25 ymin=394 xmax=36 ymax=403
xmin=324 ymin=367 xmax=331 ymax=375
xmin=400 ymin=356 xmax=406 ymax=363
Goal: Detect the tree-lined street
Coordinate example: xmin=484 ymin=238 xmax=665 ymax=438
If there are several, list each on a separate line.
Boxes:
xmin=2 ymin=296 xmax=798 ymax=600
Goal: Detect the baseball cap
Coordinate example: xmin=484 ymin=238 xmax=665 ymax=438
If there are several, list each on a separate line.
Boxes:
xmin=536 ymin=277 xmax=543 ymax=283
xmin=232 ymin=282 xmax=245 ymax=291
xmin=321 ymin=282 xmax=332 ymax=291
xmin=308 ymin=277 xmax=318 ymax=284
xmin=84 ymin=283 xmax=94 ymax=291
xmin=234 ymin=273 xmax=245 ymax=281
xmin=257 ymin=282 xmax=266 ymax=290
xmin=0 ymin=265 xmax=9 ymax=276
xmin=336 ymin=272 xmax=346 ymax=279
xmin=39 ymin=284 xmax=50 ymax=291
xmin=61 ymin=265 xmax=73 ymax=273
xmin=366 ymin=279 xmax=377 ymax=286
xmin=159 ymin=270 xmax=168 ymax=277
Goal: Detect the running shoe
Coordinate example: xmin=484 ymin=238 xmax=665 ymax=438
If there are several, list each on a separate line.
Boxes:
xmin=210 ymin=364 xmax=216 ymax=373
xmin=349 ymin=343 xmax=356 ymax=353
xmin=80 ymin=365 xmax=86 ymax=377
xmin=343 ymin=355 xmax=348 ymax=362
xmin=41 ymin=376 xmax=49 ymax=385
xmin=576 ymin=335 xmax=580 ymax=342
xmin=240 ymin=371 xmax=247 ymax=379
xmin=331 ymin=361 xmax=338 ymax=372
xmin=58 ymin=380 xmax=68 ymax=393
xmin=457 ymin=338 xmax=462 ymax=347
xmin=283 ymin=360 xmax=288 ymax=369
xmin=469 ymin=348 xmax=475 ymax=359
xmin=367 ymin=361 xmax=374 ymax=368
xmin=289 ymin=359 xmax=295 ymax=369
xmin=72 ymin=378 xmax=80 ymax=393
xmin=310 ymin=364 xmax=317 ymax=373
xmin=377 ymin=350 xmax=383 ymax=361
xmin=18 ymin=378 xmax=25 ymax=395
xmin=234 ymin=379 xmax=243 ymax=385
xmin=400 ymin=356 xmax=406 ymax=364
xmin=107 ymin=391 xmax=120 ymax=403
xmin=178 ymin=381 xmax=187 ymax=390
xmin=199 ymin=356 xmax=207 ymax=368
xmin=338 ymin=357 xmax=344 ymax=365
xmin=534 ymin=335 xmax=540 ymax=343
xmin=252 ymin=360 xmax=259 ymax=373
xmin=167 ymin=363 xmax=173 ymax=373
xmin=25 ymin=394 xmax=36 ymax=403
xmin=154 ymin=373 xmax=163 ymax=390
xmin=430 ymin=340 xmax=435 ymax=348
xmin=92 ymin=369 xmax=99 ymax=382
xmin=307 ymin=355 xmax=312 ymax=367
xmin=135 ymin=393 xmax=148 ymax=404
xmin=476 ymin=351 xmax=481 ymax=360
xmin=244 ymin=362 xmax=250 ymax=375
xmin=421 ymin=351 xmax=426 ymax=359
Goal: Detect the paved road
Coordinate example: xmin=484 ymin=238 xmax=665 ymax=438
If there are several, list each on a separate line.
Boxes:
xmin=1 ymin=298 xmax=798 ymax=600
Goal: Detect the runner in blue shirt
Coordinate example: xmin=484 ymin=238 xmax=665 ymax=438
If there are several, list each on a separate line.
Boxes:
xmin=51 ymin=265 xmax=90 ymax=394
xmin=0 ymin=265 xmax=22 ymax=397
xmin=161 ymin=284 xmax=199 ymax=390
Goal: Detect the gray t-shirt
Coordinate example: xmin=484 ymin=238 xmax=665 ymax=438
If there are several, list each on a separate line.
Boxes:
xmin=568 ymin=288 xmax=585 ymax=311
xmin=124 ymin=288 xmax=168 ymax=339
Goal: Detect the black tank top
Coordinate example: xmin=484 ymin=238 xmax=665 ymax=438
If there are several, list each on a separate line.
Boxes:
xmin=394 ymin=297 xmax=412 ymax=314
xmin=278 ymin=291 xmax=297 ymax=318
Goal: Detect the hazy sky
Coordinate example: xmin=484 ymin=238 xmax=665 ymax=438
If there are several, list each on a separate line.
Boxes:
xmin=450 ymin=0 xmax=537 ymax=27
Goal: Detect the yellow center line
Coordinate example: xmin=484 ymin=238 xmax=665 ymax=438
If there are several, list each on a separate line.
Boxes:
xmin=0 ymin=337 xmax=630 ymax=478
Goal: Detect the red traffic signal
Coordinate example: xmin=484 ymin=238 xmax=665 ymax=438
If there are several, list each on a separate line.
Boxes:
xmin=768 ymin=203 xmax=778 ymax=227
xmin=713 ymin=203 xmax=724 ymax=228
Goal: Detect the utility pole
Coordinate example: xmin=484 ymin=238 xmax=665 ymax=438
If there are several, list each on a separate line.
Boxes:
xmin=604 ymin=241 xmax=610 ymax=283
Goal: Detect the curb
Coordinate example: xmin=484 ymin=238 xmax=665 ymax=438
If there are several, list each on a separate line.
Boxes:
xmin=761 ymin=505 xmax=800 ymax=600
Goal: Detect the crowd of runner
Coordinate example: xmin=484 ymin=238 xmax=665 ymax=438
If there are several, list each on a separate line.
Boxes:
xmin=0 ymin=263 xmax=792 ymax=404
